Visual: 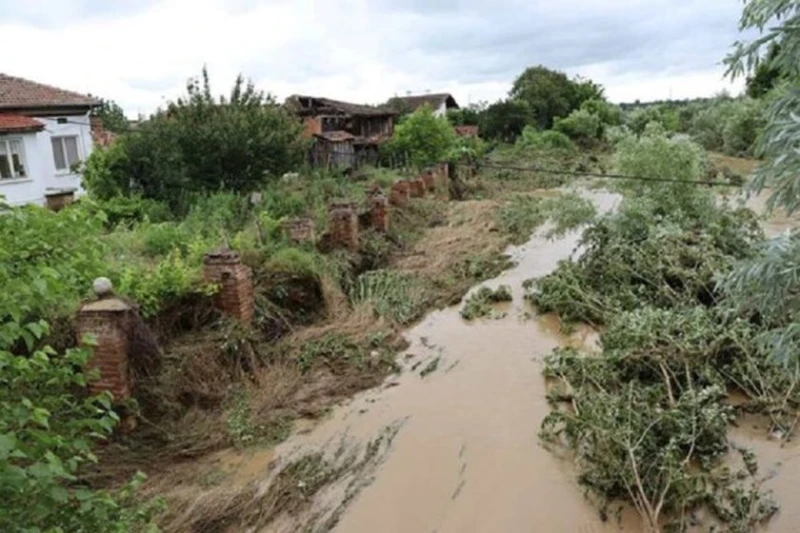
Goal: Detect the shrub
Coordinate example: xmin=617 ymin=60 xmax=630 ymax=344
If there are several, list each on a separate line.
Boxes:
xmin=0 ymin=204 xmax=107 ymax=328
xmin=350 ymin=270 xmax=433 ymax=325
xmin=0 ymin=326 xmax=163 ymax=531
xmin=461 ymin=285 xmax=513 ymax=320
xmin=554 ymin=109 xmax=602 ymax=144
xmin=384 ymin=106 xmax=458 ymax=168
xmin=516 ymin=127 xmax=576 ymax=152
xmin=115 ymin=251 xmax=200 ymax=317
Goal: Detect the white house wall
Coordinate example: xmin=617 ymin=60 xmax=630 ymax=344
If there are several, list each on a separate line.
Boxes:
xmin=0 ymin=112 xmax=93 ymax=206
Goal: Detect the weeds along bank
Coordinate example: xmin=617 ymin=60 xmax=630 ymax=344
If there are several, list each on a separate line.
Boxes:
xmin=523 ymin=130 xmax=796 ymax=531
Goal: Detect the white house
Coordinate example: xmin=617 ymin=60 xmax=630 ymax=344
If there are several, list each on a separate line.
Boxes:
xmin=0 ymin=74 xmax=101 ymax=207
xmin=392 ymin=93 xmax=460 ymax=118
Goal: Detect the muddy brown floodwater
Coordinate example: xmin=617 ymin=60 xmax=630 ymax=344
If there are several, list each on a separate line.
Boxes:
xmin=259 ymin=188 xmax=799 ymax=533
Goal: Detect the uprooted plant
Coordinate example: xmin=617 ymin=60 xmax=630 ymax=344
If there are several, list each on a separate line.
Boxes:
xmin=529 ymin=131 xmax=794 ymax=530
xmin=460 ymin=285 xmax=513 ymax=320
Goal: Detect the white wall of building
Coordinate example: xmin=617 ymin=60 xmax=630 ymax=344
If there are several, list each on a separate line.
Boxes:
xmin=0 ymin=112 xmax=92 ymax=206
xmin=433 ymin=102 xmax=448 ymax=118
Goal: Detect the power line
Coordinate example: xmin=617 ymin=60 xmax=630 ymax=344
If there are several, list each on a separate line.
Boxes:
xmin=478 ymin=162 xmax=744 ymax=188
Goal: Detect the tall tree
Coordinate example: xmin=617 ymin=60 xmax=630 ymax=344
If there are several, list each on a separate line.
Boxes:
xmin=509 ymin=66 xmax=604 ymax=129
xmin=723 ymin=0 xmax=800 ymax=363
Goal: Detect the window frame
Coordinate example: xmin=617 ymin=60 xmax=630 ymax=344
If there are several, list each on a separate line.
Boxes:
xmin=51 ymin=135 xmax=82 ymax=175
xmin=0 ymin=136 xmax=30 ymax=183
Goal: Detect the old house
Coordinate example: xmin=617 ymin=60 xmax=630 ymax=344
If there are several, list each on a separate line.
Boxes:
xmin=285 ymin=95 xmax=397 ymax=168
xmin=390 ymin=93 xmax=459 ymax=118
xmin=0 ymin=74 xmax=101 ymax=207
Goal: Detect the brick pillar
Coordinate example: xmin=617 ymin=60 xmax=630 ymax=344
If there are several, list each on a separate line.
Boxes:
xmin=328 ymin=200 xmax=359 ymax=249
xmin=203 ymin=249 xmax=254 ymax=326
xmin=421 ymin=169 xmax=436 ymax=191
xmin=409 ymin=177 xmax=426 ymax=198
xmin=282 ymin=217 xmax=316 ymax=245
xmin=76 ymin=296 xmax=133 ymax=400
xmin=390 ymin=180 xmax=411 ymax=206
xmin=368 ymin=190 xmax=390 ymax=232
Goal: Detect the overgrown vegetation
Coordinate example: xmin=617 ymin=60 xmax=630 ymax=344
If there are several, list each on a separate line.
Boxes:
xmin=83 ymin=68 xmax=306 ymax=215
xmin=496 ymin=192 xmax=597 ymax=245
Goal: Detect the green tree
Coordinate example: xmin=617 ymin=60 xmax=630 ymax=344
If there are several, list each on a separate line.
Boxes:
xmin=446 ymin=102 xmax=485 ymax=127
xmin=384 ymin=106 xmax=457 ymax=167
xmin=91 ymin=98 xmax=129 ymax=134
xmin=83 ymin=68 xmax=306 ymax=213
xmin=510 ymin=66 xmax=603 ymax=129
xmin=723 ymin=0 xmax=800 ymax=363
xmin=479 ymin=99 xmax=531 ymax=142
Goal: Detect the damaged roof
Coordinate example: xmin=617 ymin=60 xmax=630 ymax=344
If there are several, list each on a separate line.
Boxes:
xmin=0 ymin=74 xmax=100 ymax=111
xmin=390 ymin=93 xmax=459 ymax=112
xmin=286 ymin=95 xmax=397 ymax=117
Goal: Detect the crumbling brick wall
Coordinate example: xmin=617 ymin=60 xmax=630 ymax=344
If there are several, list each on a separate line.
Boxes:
xmin=368 ymin=190 xmax=390 ymax=232
xmin=390 ymin=180 xmax=411 ymax=207
xmin=282 ymin=217 xmax=316 ymax=244
xmin=328 ymin=200 xmax=359 ymax=249
xmin=409 ymin=177 xmax=426 ymax=198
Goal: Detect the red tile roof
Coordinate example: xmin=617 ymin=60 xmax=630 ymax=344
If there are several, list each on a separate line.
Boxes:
xmin=0 ymin=114 xmax=44 ymax=133
xmin=0 ymin=74 xmax=100 ymax=110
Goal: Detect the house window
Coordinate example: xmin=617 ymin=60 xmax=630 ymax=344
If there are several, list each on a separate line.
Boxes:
xmin=51 ymin=136 xmax=81 ymax=172
xmin=0 ymin=138 xmax=28 ymax=180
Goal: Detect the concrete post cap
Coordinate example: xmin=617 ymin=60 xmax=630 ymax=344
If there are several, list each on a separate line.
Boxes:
xmin=93 ymin=277 xmax=114 ymax=298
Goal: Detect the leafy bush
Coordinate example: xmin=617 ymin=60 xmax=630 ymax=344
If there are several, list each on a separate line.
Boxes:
xmin=384 ymin=107 xmax=458 ymax=168
xmin=0 ymin=327 xmax=163 ymax=531
xmin=581 ymin=98 xmax=622 ymax=126
xmin=516 ymin=127 xmax=576 ymax=152
xmin=553 ymin=109 xmax=602 ymax=144
xmin=497 ymin=193 xmax=597 ymax=245
xmin=83 ymin=68 xmax=306 ymax=214
xmin=115 ymin=251 xmax=200 ymax=318
xmin=0 ymin=204 xmax=107 ymax=330
xmin=613 ymin=131 xmax=709 ymax=208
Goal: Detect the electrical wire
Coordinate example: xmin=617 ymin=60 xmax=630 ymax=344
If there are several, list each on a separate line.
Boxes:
xmin=478 ymin=162 xmax=745 ymax=188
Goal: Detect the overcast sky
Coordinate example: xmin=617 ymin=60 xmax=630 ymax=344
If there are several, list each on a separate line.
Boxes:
xmin=0 ymin=0 xmax=749 ymax=117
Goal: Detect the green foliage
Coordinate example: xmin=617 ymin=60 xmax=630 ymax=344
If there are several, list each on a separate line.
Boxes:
xmin=350 ymin=270 xmax=433 ymax=325
xmin=446 ymin=103 xmax=484 ymax=127
xmin=721 ymin=1 xmax=800 ymax=364
xmin=385 ymin=107 xmax=458 ymax=168
xmin=478 ymin=99 xmax=532 ymax=142
xmin=613 ymin=131 xmax=709 ymax=207
xmin=0 ymin=204 xmax=107 ymax=335
xmin=83 ymin=68 xmax=306 ymax=214
xmin=265 ymin=248 xmax=323 ymax=277
xmin=510 ymin=66 xmax=603 ymax=129
xmin=116 ymin=251 xmax=200 ymax=318
xmin=580 ymin=98 xmax=622 ymax=126
xmin=746 ymin=43 xmax=784 ymax=98
xmin=460 ymin=285 xmax=512 ymax=320
xmin=528 ymin=190 xmax=762 ymax=325
xmin=83 ymin=195 xmax=173 ymax=227
xmin=90 ymin=97 xmax=129 ymax=134
xmin=0 ymin=328 xmax=163 ymax=531
xmin=516 ymin=127 xmax=576 ymax=152
xmin=553 ymin=109 xmax=602 ymax=144
xmin=496 ymin=193 xmax=597 ymax=245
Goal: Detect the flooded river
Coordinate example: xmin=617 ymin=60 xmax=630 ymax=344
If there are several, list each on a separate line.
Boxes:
xmin=260 ymin=189 xmax=799 ymax=533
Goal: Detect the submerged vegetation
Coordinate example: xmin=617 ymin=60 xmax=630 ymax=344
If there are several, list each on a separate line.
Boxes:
xmin=460 ymin=285 xmax=513 ymax=321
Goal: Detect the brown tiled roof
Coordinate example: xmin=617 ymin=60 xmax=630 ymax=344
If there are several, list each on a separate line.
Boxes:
xmin=0 ymin=74 xmax=100 ymax=110
xmin=286 ymin=95 xmax=396 ymax=117
xmin=391 ymin=93 xmax=459 ymax=112
xmin=0 ymin=113 xmax=45 ymax=133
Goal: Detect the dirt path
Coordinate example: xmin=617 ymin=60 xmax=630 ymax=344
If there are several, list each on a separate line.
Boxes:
xmin=258 ymin=190 xmax=642 ymax=532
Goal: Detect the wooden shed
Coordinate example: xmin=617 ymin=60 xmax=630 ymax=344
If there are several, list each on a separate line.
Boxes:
xmin=311 ymin=130 xmax=356 ymax=170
